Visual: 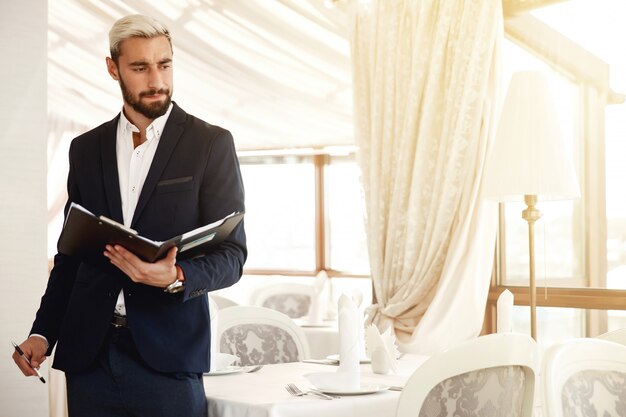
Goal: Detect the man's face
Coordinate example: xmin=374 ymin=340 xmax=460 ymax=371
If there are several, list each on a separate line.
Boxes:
xmin=107 ymin=35 xmax=173 ymax=120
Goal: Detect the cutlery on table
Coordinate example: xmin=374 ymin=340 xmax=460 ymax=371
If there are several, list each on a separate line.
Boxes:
xmin=244 ymin=365 xmax=264 ymax=373
xmin=301 ymin=359 xmax=339 ymax=366
xmin=285 ymin=383 xmax=335 ymax=400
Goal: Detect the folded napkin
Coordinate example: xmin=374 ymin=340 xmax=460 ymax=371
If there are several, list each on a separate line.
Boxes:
xmin=307 ymin=270 xmax=328 ymax=324
xmin=337 ymin=294 xmax=360 ymax=389
xmin=324 ymin=276 xmax=337 ymax=321
xmin=351 ymin=288 xmax=363 ymax=309
xmin=365 ymin=324 xmax=399 ymax=374
xmin=352 ymin=290 xmax=367 ymax=360
xmin=496 ymin=289 xmax=514 ymax=333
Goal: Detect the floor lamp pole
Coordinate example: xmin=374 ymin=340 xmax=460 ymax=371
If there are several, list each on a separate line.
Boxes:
xmin=522 ymin=194 xmax=541 ymax=340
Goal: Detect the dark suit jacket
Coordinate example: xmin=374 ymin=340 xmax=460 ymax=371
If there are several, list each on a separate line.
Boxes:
xmin=30 ymin=103 xmax=246 ymax=374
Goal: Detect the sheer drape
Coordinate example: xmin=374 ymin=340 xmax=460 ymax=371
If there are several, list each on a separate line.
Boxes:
xmin=349 ymin=0 xmax=502 ymax=352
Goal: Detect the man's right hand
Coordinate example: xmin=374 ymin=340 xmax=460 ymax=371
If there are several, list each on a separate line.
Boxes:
xmin=12 ymin=337 xmax=48 ymax=377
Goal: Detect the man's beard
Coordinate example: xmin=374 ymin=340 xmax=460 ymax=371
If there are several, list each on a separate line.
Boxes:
xmin=119 ymin=76 xmax=172 ymax=120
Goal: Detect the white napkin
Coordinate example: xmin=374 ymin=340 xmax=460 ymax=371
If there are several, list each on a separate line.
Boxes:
xmin=307 ymin=270 xmax=328 ymax=324
xmin=352 ymin=290 xmax=367 ymax=360
xmin=336 ymin=294 xmax=360 ymax=389
xmin=351 ymin=288 xmax=363 ymax=309
xmin=365 ymin=324 xmax=399 ymax=374
xmin=497 ymin=289 xmax=514 ymax=333
xmin=324 ymin=277 xmax=337 ymax=320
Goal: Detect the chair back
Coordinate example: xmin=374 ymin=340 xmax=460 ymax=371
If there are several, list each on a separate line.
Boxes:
xmin=209 ymin=294 xmax=239 ymax=309
xmin=250 ymin=283 xmax=313 ymax=318
xmin=542 ymin=338 xmax=626 ymax=417
xmin=396 ymin=333 xmax=537 ymax=417
xmin=217 ymin=306 xmax=310 ymax=366
xmin=596 ymin=327 xmax=626 ymax=345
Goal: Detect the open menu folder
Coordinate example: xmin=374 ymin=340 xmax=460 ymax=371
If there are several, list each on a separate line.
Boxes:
xmin=58 ymin=202 xmax=244 ymax=262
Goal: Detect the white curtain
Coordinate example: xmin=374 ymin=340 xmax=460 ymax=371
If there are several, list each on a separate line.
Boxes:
xmin=350 ymin=0 xmax=502 ymax=353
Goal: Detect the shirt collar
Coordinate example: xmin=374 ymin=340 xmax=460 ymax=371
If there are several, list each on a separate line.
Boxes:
xmin=119 ymin=103 xmax=174 ymax=142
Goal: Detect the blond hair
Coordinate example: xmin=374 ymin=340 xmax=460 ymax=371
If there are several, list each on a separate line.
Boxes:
xmin=109 ymin=15 xmax=171 ymax=62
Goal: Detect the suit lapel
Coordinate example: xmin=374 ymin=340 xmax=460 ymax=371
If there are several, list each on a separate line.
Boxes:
xmin=100 ymin=116 xmax=124 ymax=223
xmin=131 ymin=103 xmax=187 ymax=228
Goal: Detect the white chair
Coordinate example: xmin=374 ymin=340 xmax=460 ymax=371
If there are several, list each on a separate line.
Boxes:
xmin=208 ymin=293 xmax=239 ymax=309
xmin=250 ymin=283 xmax=313 ymax=319
xmin=542 ymin=338 xmax=626 ymax=417
xmin=596 ymin=327 xmax=626 ymax=345
xmin=217 ymin=306 xmax=310 ymax=366
xmin=396 ymin=333 xmax=537 ymax=417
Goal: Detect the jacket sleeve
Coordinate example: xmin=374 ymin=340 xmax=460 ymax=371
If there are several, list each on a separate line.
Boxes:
xmin=177 ymin=129 xmax=247 ymax=301
xmin=30 ymin=141 xmax=82 ymax=355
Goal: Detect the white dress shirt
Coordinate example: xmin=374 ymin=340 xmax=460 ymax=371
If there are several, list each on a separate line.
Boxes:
xmin=114 ymin=104 xmax=173 ymax=316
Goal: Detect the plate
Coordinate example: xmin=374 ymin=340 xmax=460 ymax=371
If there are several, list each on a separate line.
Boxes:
xmin=326 ymin=354 xmax=371 ymax=364
xmin=317 ymin=384 xmax=390 ymax=396
xmin=203 ymin=365 xmax=244 ymax=376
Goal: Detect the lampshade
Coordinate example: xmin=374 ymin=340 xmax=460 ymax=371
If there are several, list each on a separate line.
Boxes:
xmin=482 ymin=71 xmax=580 ymax=201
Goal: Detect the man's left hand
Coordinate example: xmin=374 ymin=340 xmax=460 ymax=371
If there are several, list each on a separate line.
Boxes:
xmin=104 ymin=245 xmax=177 ymax=288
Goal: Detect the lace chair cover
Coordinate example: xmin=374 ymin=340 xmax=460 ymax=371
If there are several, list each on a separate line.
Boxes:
xmin=561 ymin=370 xmax=626 ymax=417
xmin=419 ymin=365 xmax=526 ymax=417
xmin=219 ymin=323 xmax=302 ymax=366
xmin=262 ymin=294 xmax=311 ymax=319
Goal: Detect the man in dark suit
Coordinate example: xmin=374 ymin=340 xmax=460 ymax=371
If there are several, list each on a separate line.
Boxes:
xmin=12 ymin=14 xmax=246 ymax=417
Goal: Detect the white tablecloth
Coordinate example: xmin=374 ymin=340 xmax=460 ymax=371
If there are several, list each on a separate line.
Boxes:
xmin=204 ymin=354 xmax=429 ymax=417
xmin=298 ymin=321 xmax=340 ymax=359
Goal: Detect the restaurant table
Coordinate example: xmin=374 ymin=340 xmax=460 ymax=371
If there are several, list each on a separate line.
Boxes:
xmin=296 ymin=320 xmax=340 ymax=359
xmin=204 ymin=354 xmax=429 ymax=417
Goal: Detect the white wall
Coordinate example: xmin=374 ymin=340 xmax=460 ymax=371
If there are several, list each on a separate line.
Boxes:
xmin=0 ymin=1 xmax=50 ymax=416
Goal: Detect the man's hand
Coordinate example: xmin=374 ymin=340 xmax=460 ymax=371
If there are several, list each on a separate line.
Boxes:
xmin=104 ymin=245 xmax=178 ymax=288
xmin=12 ymin=337 xmax=47 ymax=378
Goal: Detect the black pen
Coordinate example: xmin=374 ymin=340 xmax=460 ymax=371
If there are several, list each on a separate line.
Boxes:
xmin=11 ymin=341 xmax=46 ymax=383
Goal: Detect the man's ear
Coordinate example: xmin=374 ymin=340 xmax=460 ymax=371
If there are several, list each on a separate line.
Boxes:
xmin=106 ymin=57 xmax=119 ymax=81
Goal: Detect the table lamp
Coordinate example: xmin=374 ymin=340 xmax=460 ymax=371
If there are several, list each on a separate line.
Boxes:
xmin=482 ymin=70 xmax=580 ymax=340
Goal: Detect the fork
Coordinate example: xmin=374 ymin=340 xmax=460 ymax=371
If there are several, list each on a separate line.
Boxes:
xmin=285 ymin=383 xmax=334 ymax=400
xmin=244 ymin=365 xmax=264 ymax=373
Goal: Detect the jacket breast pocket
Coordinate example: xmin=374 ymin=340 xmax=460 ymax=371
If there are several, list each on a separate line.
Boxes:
xmin=155 ymin=176 xmax=194 ymax=194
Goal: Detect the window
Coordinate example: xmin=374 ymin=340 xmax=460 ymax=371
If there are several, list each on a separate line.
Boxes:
xmin=500 ymin=39 xmax=584 ymax=287
xmin=489 ymin=2 xmax=626 ymax=342
xmin=239 ymin=150 xmax=369 ymax=277
xmin=327 ymin=155 xmax=370 ymax=275
xmin=240 ymin=155 xmax=316 ymax=272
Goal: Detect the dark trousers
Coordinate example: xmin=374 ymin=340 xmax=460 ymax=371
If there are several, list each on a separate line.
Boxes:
xmin=65 ymin=327 xmax=207 ymax=417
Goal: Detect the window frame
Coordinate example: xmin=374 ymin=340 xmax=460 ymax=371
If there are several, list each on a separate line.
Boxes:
xmin=486 ymin=12 xmax=626 ymax=336
xmin=240 ymin=149 xmax=369 ymax=279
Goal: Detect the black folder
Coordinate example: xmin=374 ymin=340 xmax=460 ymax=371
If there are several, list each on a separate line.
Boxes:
xmin=58 ymin=203 xmax=244 ymax=262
